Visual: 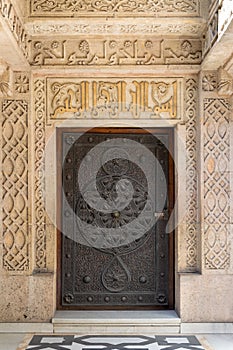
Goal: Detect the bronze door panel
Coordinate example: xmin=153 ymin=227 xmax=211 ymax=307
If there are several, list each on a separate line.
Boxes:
xmin=58 ymin=128 xmax=174 ymax=309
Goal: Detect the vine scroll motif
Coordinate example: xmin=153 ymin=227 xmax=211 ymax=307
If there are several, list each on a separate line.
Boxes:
xmin=34 ymin=79 xmax=46 ymax=269
xmin=185 ymin=78 xmax=198 ymax=270
xmin=203 ymin=98 xmax=230 ymax=270
xmin=31 ymin=0 xmax=199 ymax=16
xmin=2 ymin=100 xmax=29 ymax=271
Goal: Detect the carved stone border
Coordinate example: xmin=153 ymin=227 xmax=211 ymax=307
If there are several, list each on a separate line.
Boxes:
xmin=33 ymin=78 xmax=47 ymax=270
xmin=185 ymin=77 xmax=198 ymax=270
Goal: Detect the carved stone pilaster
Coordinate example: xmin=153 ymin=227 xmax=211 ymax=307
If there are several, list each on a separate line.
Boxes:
xmin=203 ymin=98 xmax=231 ymax=270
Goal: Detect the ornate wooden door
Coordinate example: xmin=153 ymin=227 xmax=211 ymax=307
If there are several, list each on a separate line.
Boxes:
xmin=57 ymin=128 xmax=174 ymax=309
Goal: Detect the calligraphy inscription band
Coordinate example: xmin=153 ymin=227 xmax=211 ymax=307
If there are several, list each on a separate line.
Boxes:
xmin=47 ymin=78 xmax=183 ymax=122
xmin=30 ymin=39 xmax=202 ymax=66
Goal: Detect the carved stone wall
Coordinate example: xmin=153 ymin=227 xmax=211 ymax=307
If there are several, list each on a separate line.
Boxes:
xmin=1 ymin=99 xmax=29 ymax=271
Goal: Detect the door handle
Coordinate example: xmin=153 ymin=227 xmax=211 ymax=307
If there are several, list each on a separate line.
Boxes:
xmin=154 ymin=209 xmax=169 ymax=220
xmin=154 ymin=212 xmax=165 ymax=218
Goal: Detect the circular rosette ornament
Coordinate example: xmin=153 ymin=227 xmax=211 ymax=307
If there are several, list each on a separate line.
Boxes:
xmin=72 ymin=138 xmax=166 ymax=250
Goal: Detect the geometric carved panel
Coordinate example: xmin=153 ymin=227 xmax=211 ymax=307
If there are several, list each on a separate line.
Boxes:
xmin=185 ymin=77 xmax=198 ymax=270
xmin=203 ymin=98 xmax=230 ymax=270
xmin=2 ymin=100 xmax=29 ymax=271
xmin=34 ymin=79 xmax=46 ymax=269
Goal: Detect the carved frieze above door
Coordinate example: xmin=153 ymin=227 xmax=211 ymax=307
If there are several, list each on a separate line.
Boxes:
xmin=30 ymin=0 xmax=200 ymax=17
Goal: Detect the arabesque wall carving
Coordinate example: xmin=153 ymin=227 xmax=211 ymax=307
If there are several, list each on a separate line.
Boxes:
xmin=46 ymin=78 xmax=183 ymax=123
xmin=30 ymin=0 xmax=200 ymax=17
xmin=1 ymin=99 xmax=29 ymax=271
xmin=30 ymin=39 xmax=202 ymax=66
xmin=203 ymin=98 xmax=231 ymax=270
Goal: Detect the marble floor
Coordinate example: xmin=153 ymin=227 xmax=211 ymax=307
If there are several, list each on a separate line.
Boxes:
xmin=0 ymin=333 xmax=232 ymax=350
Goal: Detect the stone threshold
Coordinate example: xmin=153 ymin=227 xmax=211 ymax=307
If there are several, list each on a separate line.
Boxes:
xmin=0 ymin=323 xmax=53 ymax=333
xmin=52 ymin=310 xmax=181 ymax=334
xmin=1 ymin=312 xmax=232 ymax=334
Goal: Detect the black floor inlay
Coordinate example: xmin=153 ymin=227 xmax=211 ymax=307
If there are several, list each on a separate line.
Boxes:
xmin=26 ymin=335 xmax=206 ymax=350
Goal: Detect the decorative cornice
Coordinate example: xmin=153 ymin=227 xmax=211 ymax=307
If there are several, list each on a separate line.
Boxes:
xmin=30 ymin=0 xmax=200 ymax=17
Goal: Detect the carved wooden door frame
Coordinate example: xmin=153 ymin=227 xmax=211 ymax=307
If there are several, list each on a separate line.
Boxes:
xmin=56 ymin=127 xmax=175 ymax=310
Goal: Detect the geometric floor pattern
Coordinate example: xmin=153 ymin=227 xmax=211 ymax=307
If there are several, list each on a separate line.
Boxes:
xmin=26 ymin=335 xmax=207 ymax=350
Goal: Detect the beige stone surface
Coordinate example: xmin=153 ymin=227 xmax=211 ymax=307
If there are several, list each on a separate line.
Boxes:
xmin=179 ymin=273 xmax=233 ymax=322
xmin=0 ymin=275 xmax=55 ymax=322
